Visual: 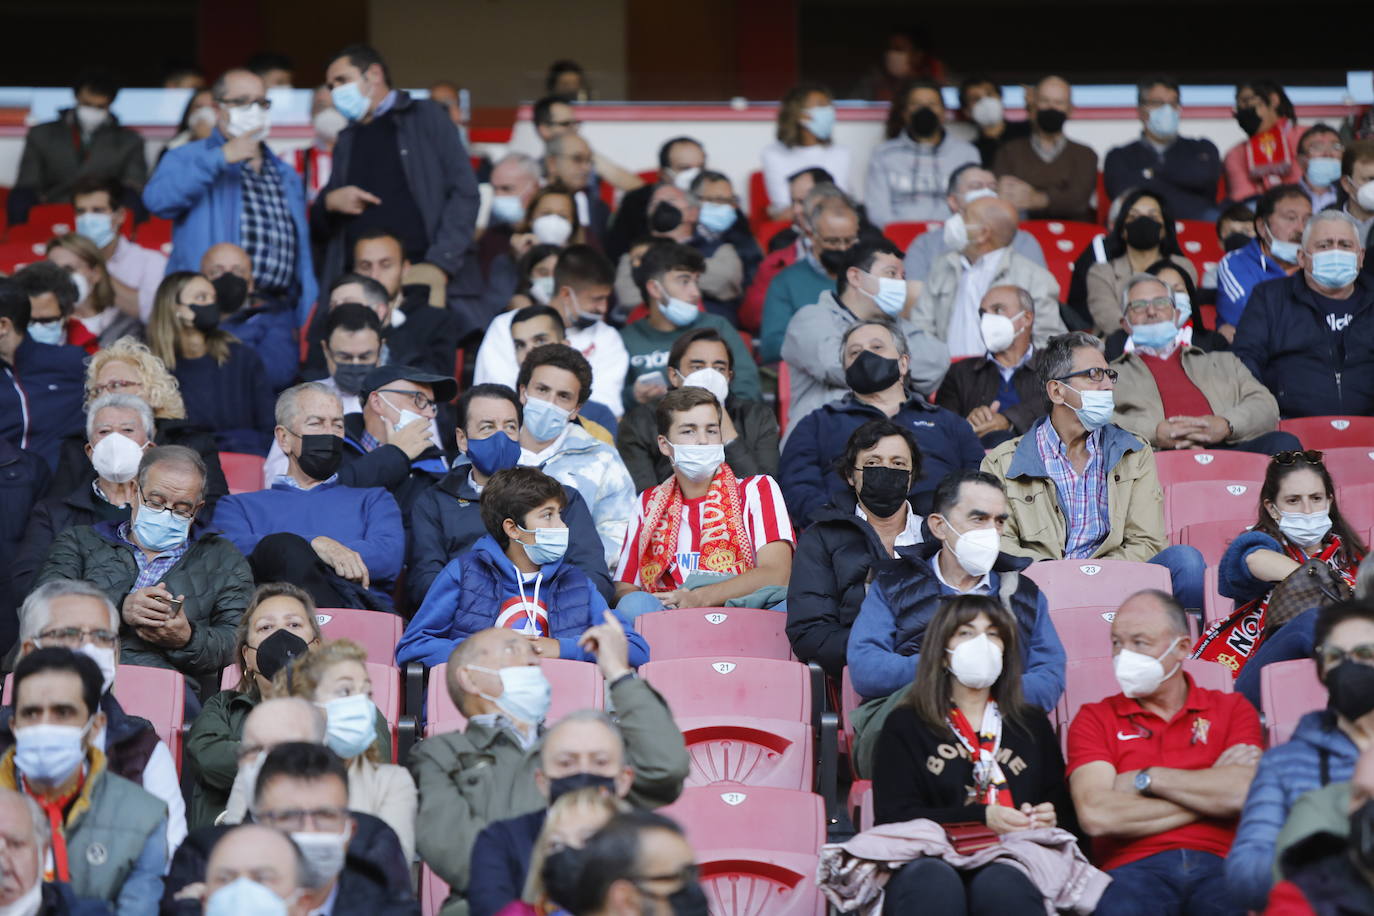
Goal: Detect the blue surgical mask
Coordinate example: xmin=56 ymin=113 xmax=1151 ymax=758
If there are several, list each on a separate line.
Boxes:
xmin=491 ymin=194 xmax=526 ymax=226
xmin=1310 ymin=249 xmax=1360 ymax=289
xmin=1306 ymin=157 xmax=1341 ymax=189
xmin=517 ymin=524 xmax=569 ymax=565
xmin=1130 ymin=319 xmax=1179 ymax=352
xmin=804 ymin=105 xmax=836 ymax=141
xmin=132 ymin=503 xmax=192 ymax=552
xmin=523 ymin=396 xmax=570 ymax=443
xmin=1174 ymin=290 xmax=1192 ymax=316
xmin=1147 ymin=104 xmax=1180 ymax=139
xmin=859 ymin=273 xmax=906 ymax=317
xmin=320 ymin=693 xmax=377 ymax=759
xmin=331 ymin=81 xmax=369 ymax=122
xmin=76 ymin=211 xmax=117 ymax=248
xmin=1268 ymin=235 xmax=1301 ymax=264
xmin=1064 ymin=386 xmax=1115 ymax=431
xmin=660 ymin=296 xmax=699 ymax=328
xmin=466 ymin=431 xmax=521 ymax=477
xmin=697 ymin=202 xmax=737 ymax=234
xmin=27 ymin=320 xmax=65 ymax=346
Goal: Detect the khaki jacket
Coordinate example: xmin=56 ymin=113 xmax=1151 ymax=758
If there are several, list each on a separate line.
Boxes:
xmin=981 ymin=417 xmax=1166 ymax=563
xmin=916 ymin=247 xmax=1066 ymax=346
xmin=1111 ymin=346 xmax=1280 ymax=447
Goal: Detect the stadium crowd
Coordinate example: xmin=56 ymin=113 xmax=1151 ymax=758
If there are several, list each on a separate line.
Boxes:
xmin=2 ymin=39 xmax=1374 ymax=916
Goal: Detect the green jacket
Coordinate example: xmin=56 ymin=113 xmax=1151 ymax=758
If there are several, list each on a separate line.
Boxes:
xmin=616 ymin=396 xmax=780 ymax=493
xmin=1274 ymin=781 xmax=1351 ymax=882
xmin=35 ymin=522 xmax=251 ymax=684
xmin=409 ymin=675 xmax=690 ymax=916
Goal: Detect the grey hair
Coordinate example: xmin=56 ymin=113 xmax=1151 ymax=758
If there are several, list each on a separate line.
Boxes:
xmin=985 ymin=284 xmax=1034 ymax=315
xmin=1302 ymin=209 xmax=1364 ymax=249
xmin=1121 ymin=272 xmax=1174 ymax=314
xmin=86 ymin=393 xmax=156 ymax=443
xmin=1037 ymin=331 xmax=1105 ymax=389
xmin=1126 ymin=588 xmax=1190 ymax=636
xmin=803 ymin=184 xmax=857 ymax=232
xmin=539 ymin=709 xmax=626 ymax=770
xmin=840 ymin=318 xmax=910 ymax=364
xmin=136 ymin=444 xmax=207 ymax=500
xmin=275 ymin=381 xmax=340 ymax=430
xmin=19 ymin=579 xmax=119 ymax=645
xmin=545 ymin=131 xmax=587 ymax=162
xmin=495 ymin=151 xmax=541 ymax=185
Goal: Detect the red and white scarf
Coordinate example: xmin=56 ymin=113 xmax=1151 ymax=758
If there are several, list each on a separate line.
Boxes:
xmin=948 ymin=702 xmax=1013 ymax=808
xmin=635 ymin=464 xmax=755 ymax=593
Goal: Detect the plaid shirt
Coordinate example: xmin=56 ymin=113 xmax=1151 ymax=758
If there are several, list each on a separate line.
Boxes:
xmin=118 ymin=521 xmax=188 ymax=592
xmin=239 ymin=155 xmax=298 ymax=298
xmin=1035 ymin=421 xmax=1109 ymax=559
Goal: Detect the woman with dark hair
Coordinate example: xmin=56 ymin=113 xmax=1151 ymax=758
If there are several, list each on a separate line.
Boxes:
xmin=1206 ymin=450 xmax=1367 ymax=703
xmin=1085 ymin=188 xmax=1197 ymax=334
xmin=163 ymin=87 xmax=215 ymax=155
xmin=1104 ymin=257 xmax=1228 ymax=358
xmin=1224 ymin=80 xmax=1304 ymax=202
xmin=786 ymin=419 xmax=924 ymax=679
xmin=760 ymin=84 xmax=851 ymax=218
xmin=871 ymin=594 xmax=1077 ymax=915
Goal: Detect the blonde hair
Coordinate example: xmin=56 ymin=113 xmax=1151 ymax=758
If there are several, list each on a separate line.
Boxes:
xmin=271 ymin=638 xmax=379 ymax=763
xmin=148 ymin=271 xmax=236 ymax=369
xmin=523 ymin=788 xmax=628 ymax=906
xmin=234 ymin=582 xmax=322 ymax=696
xmin=85 ymin=337 xmax=188 ymax=419
xmin=46 ymin=234 xmax=114 ymax=314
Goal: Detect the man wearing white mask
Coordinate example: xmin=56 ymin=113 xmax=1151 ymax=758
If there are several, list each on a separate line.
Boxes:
xmin=982 ymin=332 xmax=1206 ymax=609
xmin=1110 ymin=274 xmax=1297 ymax=454
xmin=144 ymin=68 xmax=317 ymax=325
xmin=1339 ymin=141 xmax=1374 ymax=248
xmin=411 ymin=624 xmax=687 ymax=916
xmin=846 ymin=470 xmax=1064 ymax=774
xmin=616 ymin=327 xmax=779 ymax=493
xmin=197 ymin=825 xmax=307 ymax=916
xmin=612 ymin=386 xmax=795 ymax=619
xmin=1104 ymin=78 xmax=1223 ymax=221
xmin=71 ymin=176 xmax=167 ymax=323
xmin=10 ymin=580 xmax=187 ymax=857
xmin=604 ymin=137 xmax=706 ymax=263
xmin=0 ymin=648 xmax=166 ymax=912
xmin=478 ymin=153 xmax=543 ymax=272
xmin=1068 ymin=589 xmax=1262 ymax=916
xmin=915 ymin=196 xmax=1064 ymax=358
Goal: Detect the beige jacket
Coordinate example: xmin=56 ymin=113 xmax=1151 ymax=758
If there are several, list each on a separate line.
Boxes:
xmin=1111 ymin=346 xmax=1280 ymax=447
xmin=348 ymin=757 xmax=418 ymax=864
xmin=1085 ymin=252 xmax=1197 ymax=334
xmin=916 ymin=247 xmax=1065 ymax=346
xmin=981 ymin=418 xmax=1166 ymax=563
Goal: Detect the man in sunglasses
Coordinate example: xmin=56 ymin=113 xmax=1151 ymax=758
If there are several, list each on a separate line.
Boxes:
xmin=983 ymin=331 xmax=1206 ymax=609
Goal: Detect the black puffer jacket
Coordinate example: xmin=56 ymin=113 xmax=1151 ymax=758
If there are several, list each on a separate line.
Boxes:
xmin=785 ymin=491 xmax=924 ymax=679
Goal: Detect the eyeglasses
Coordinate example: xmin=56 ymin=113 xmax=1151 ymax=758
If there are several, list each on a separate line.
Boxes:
xmin=1054 ymin=367 xmax=1118 ymax=384
xmin=217 ymin=97 xmax=271 ymax=110
xmin=92 ymin=379 xmax=142 ymax=395
xmin=1125 ymin=298 xmax=1176 ymax=320
xmin=376 ymin=388 xmax=437 ymax=411
xmin=139 ymin=485 xmax=198 ymax=521
xmin=253 ymin=806 xmax=348 ymax=832
xmin=36 ymin=627 xmax=118 ymax=648
xmin=1273 ymin=449 xmax=1324 ymax=466
xmin=1316 ymin=642 xmax=1374 ymax=670
xmin=699 ymin=195 xmax=738 ymax=207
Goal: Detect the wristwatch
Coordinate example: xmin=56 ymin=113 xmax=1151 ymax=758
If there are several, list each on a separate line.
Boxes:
xmin=1134 ymin=768 xmax=1155 ymax=797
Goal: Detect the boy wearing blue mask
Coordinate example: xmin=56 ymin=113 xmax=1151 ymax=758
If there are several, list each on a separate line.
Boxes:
xmin=397 ymin=467 xmax=647 ymax=669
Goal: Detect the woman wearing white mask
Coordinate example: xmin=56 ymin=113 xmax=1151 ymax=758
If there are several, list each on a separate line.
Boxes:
xmin=761 ymin=84 xmax=852 ymax=219
xmin=871 ymin=595 xmax=1080 ymax=916
xmin=273 ymin=639 xmax=418 ymax=863
xmin=1203 ymin=451 xmax=1367 ymax=701
xmin=164 ymin=88 xmax=216 ymax=153
xmin=509 ymin=187 xmax=583 ymax=263
xmin=505 ymin=244 xmax=562 ymax=313
xmin=44 ymin=232 xmax=142 ymax=352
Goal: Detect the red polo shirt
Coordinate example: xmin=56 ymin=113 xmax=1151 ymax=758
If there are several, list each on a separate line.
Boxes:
xmin=1066 ymin=675 xmax=1263 ymax=870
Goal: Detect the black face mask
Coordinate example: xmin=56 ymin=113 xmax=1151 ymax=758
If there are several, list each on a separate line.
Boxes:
xmin=294 ymin=433 xmax=344 ymax=481
xmin=1124 ymin=217 xmax=1163 ymax=251
xmin=1223 ymin=232 xmax=1253 ymax=253
xmin=845 ymin=349 xmax=902 ymax=395
xmin=211 ymin=273 xmax=249 ymax=315
xmin=659 ymin=880 xmax=710 ymax=916
xmin=857 ymin=466 xmax=912 ymax=518
xmin=254 ymin=628 xmax=309 ymax=681
xmin=908 ymin=106 xmax=941 ymax=139
xmin=1034 ymin=109 xmax=1067 ymax=134
xmin=819 ymin=244 xmax=856 ymax=276
xmin=1235 ymin=107 xmax=1263 ymax=138
xmin=540 ymin=846 xmax=584 ymax=912
xmin=1325 ymin=660 xmax=1374 ymax=722
xmin=547 ymin=771 xmax=617 ymax=804
xmin=331 ymin=362 xmax=374 ymax=396
xmin=1349 ymin=800 xmax=1374 ymax=872
xmin=651 ymin=202 xmax=683 ymax=233
xmin=189 ymin=302 xmax=220 ymax=332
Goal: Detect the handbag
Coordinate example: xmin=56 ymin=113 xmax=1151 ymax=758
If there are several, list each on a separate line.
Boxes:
xmin=1265 ymin=558 xmax=1353 ymax=633
xmin=943 ymin=821 xmax=999 ymax=855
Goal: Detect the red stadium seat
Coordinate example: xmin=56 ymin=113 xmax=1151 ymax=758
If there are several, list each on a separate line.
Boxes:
xmin=697 ymin=850 xmax=825 ymax=916
xmin=1203 ymin=565 xmax=1234 ymax=627
xmin=850 ymin=779 xmax=874 ymax=832
xmin=598 ymin=177 xmax=616 ymax=209
xmin=1018 ymin=220 xmax=1103 ymax=301
xmin=1021 ymin=559 xmax=1171 ymax=610
xmin=637 ymin=169 xmax=659 ymax=185
xmin=1173 ymin=220 xmax=1224 ymax=281
xmin=748 ymin=170 xmax=768 ymax=223
xmin=0 ymin=240 xmax=41 ymax=274
xmin=1260 ymin=659 xmax=1326 ymax=746
xmin=1164 ymin=479 xmax=1263 ymax=537
xmin=1337 ymin=483 xmax=1374 ymax=533
xmin=1179 ymin=521 xmax=1249 ymax=567
xmin=661 ymin=786 xmax=826 ymax=856
xmin=1198 ymin=304 xmax=1218 ymax=331
xmin=882 ymin=221 xmax=941 ymax=249
xmin=1279 ymin=416 xmax=1374 ymax=450
xmin=220 ymin=452 xmax=266 ymax=495
xmin=5 ymin=204 xmax=75 ymax=244
xmin=1058 ymin=657 xmax=1231 ymax=751
xmin=776 ymin=361 xmax=791 ymax=430
xmin=755 ymin=218 xmax=792 ymax=250
xmin=1048 ymin=606 xmax=1119 ymax=661
xmin=635 ymin=608 xmax=792 ymax=662
xmin=420 ymin=864 xmax=450 ymax=916
xmin=640 ymin=657 xmax=812 ymax=725
xmin=1153 ymin=450 xmax=1270 ymax=489
xmin=677 ymin=716 xmax=814 ymax=790
xmin=1323 ymin=446 xmax=1374 ymax=488
xmin=314 ymin=608 xmax=404 ymax=666
xmin=1094 ymin=170 xmax=1109 ymax=225
xmin=135 ymin=217 xmax=173 ymax=250
xmin=424 ymin=658 xmax=603 ymax=737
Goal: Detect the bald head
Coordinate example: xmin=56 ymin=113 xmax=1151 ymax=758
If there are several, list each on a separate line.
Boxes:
xmin=448 ymin=628 xmax=538 ymax=716
xmin=242 ymin=697 xmax=326 ymax=752
xmin=969 ymin=197 xmax=1019 ymax=249
xmin=200 ymin=243 xmax=253 ymax=290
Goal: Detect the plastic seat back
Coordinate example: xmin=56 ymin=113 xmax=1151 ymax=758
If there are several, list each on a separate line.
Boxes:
xmin=135 ymin=217 xmax=173 ymax=250
xmin=1203 ymin=565 xmax=1234 ymax=627
xmin=1337 ymin=483 xmax=1374 ymax=534
xmin=1059 ymin=657 xmax=1231 ymax=750
xmin=698 ymin=850 xmax=825 ymax=916
xmin=1164 ymin=479 xmax=1263 ymax=537
xmin=748 ymin=171 xmax=768 ymax=221
xmin=1322 ymin=447 xmax=1374 ymax=488
xmin=314 ymin=608 xmax=404 ymax=666
xmin=220 ymin=452 xmax=266 ymax=495
xmin=1018 ymin=220 xmax=1103 ymax=299
xmin=1279 ymin=416 xmax=1374 ymax=451
xmin=677 ymin=715 xmax=813 ymax=791
xmin=420 ymin=864 xmax=450 ymax=916
xmin=1022 ymin=559 xmax=1171 ymax=610
xmin=661 ymin=786 xmax=825 ymax=855
xmin=640 ymin=657 xmax=811 ymax=724
xmin=1154 ymin=450 xmax=1270 ymax=489
xmin=1260 ymin=659 xmax=1326 ymax=746
xmin=1048 ymin=606 xmax=1118 ymax=661
xmin=424 ymin=658 xmax=603 ymax=737
xmin=636 ymin=608 xmax=792 ymax=662
xmin=882 ymin=221 xmax=942 ymax=249
xmin=6 ymin=204 xmax=75 ymax=244
xmin=1179 ymin=521 xmax=1250 ymax=567
xmin=1173 ymin=219 xmax=1224 ymax=280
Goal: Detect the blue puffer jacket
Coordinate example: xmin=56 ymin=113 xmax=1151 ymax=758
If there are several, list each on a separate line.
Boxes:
xmin=1219 ymin=529 xmax=1290 ymax=605
xmin=1225 ymin=710 xmax=1357 ymax=910
xmin=396 ymin=535 xmax=648 ymax=668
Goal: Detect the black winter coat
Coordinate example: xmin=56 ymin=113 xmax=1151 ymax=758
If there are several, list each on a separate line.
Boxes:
xmin=46 ymin=417 xmax=229 ymax=512
xmin=13 ymin=481 xmax=128 ymax=607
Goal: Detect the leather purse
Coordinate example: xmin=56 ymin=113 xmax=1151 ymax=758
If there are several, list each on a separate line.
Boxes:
xmin=943 ymin=821 xmax=999 ymax=855
xmin=1265 ymin=559 xmax=1353 ymax=634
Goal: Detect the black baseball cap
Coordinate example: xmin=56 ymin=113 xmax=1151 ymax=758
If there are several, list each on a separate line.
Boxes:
xmin=360 ymin=364 xmax=458 ymax=404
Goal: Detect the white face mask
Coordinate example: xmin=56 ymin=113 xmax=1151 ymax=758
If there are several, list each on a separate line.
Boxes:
xmin=78 ymin=644 xmax=117 ymax=695
xmin=680 ymin=368 xmax=729 ymax=405
xmin=1113 ymin=637 xmax=1184 ymax=698
xmin=291 ymin=830 xmax=349 ymax=888
xmin=68 ymin=271 xmax=91 ymax=306
xmin=970 ymin=96 xmax=1004 ymax=128
xmin=963 ymin=187 xmax=998 ymax=206
xmin=528 ymin=275 xmax=555 ymax=305
xmin=1277 ymin=509 xmax=1332 ymax=548
xmin=672 ymin=167 xmax=702 ymax=191
xmin=946 ymin=633 xmax=1004 ymax=689
xmin=531 ymin=213 xmax=573 ymax=247
xmin=941 ymin=518 xmax=1001 ymax=577
xmin=671 ymin=442 xmax=725 ymax=482
xmin=979 ymin=312 xmax=1017 ymax=354
xmin=1358 ymin=181 xmax=1374 ymax=213
xmin=312 ymin=107 xmax=348 ymax=144
xmin=943 ymin=213 xmax=970 ymax=251
xmin=75 ymin=105 xmax=107 ymax=133
xmin=225 ymin=105 xmax=270 ymax=140
xmin=0 ymin=878 xmax=42 ymax=916
xmin=90 ymin=431 xmax=144 ymax=484
xmin=468 ymin=664 xmax=553 ymax=725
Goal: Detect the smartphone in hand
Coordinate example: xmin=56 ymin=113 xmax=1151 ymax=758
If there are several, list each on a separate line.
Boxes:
xmin=166 ymin=596 xmax=185 ymax=616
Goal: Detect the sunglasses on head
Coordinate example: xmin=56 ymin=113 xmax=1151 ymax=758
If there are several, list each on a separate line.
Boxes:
xmin=1272 ymin=449 xmax=1324 ymax=467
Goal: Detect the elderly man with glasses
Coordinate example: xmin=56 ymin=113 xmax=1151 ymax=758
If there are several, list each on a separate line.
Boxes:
xmin=1109 ymin=273 xmax=1298 ymax=455
xmin=983 ymin=332 xmax=1207 ymax=610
